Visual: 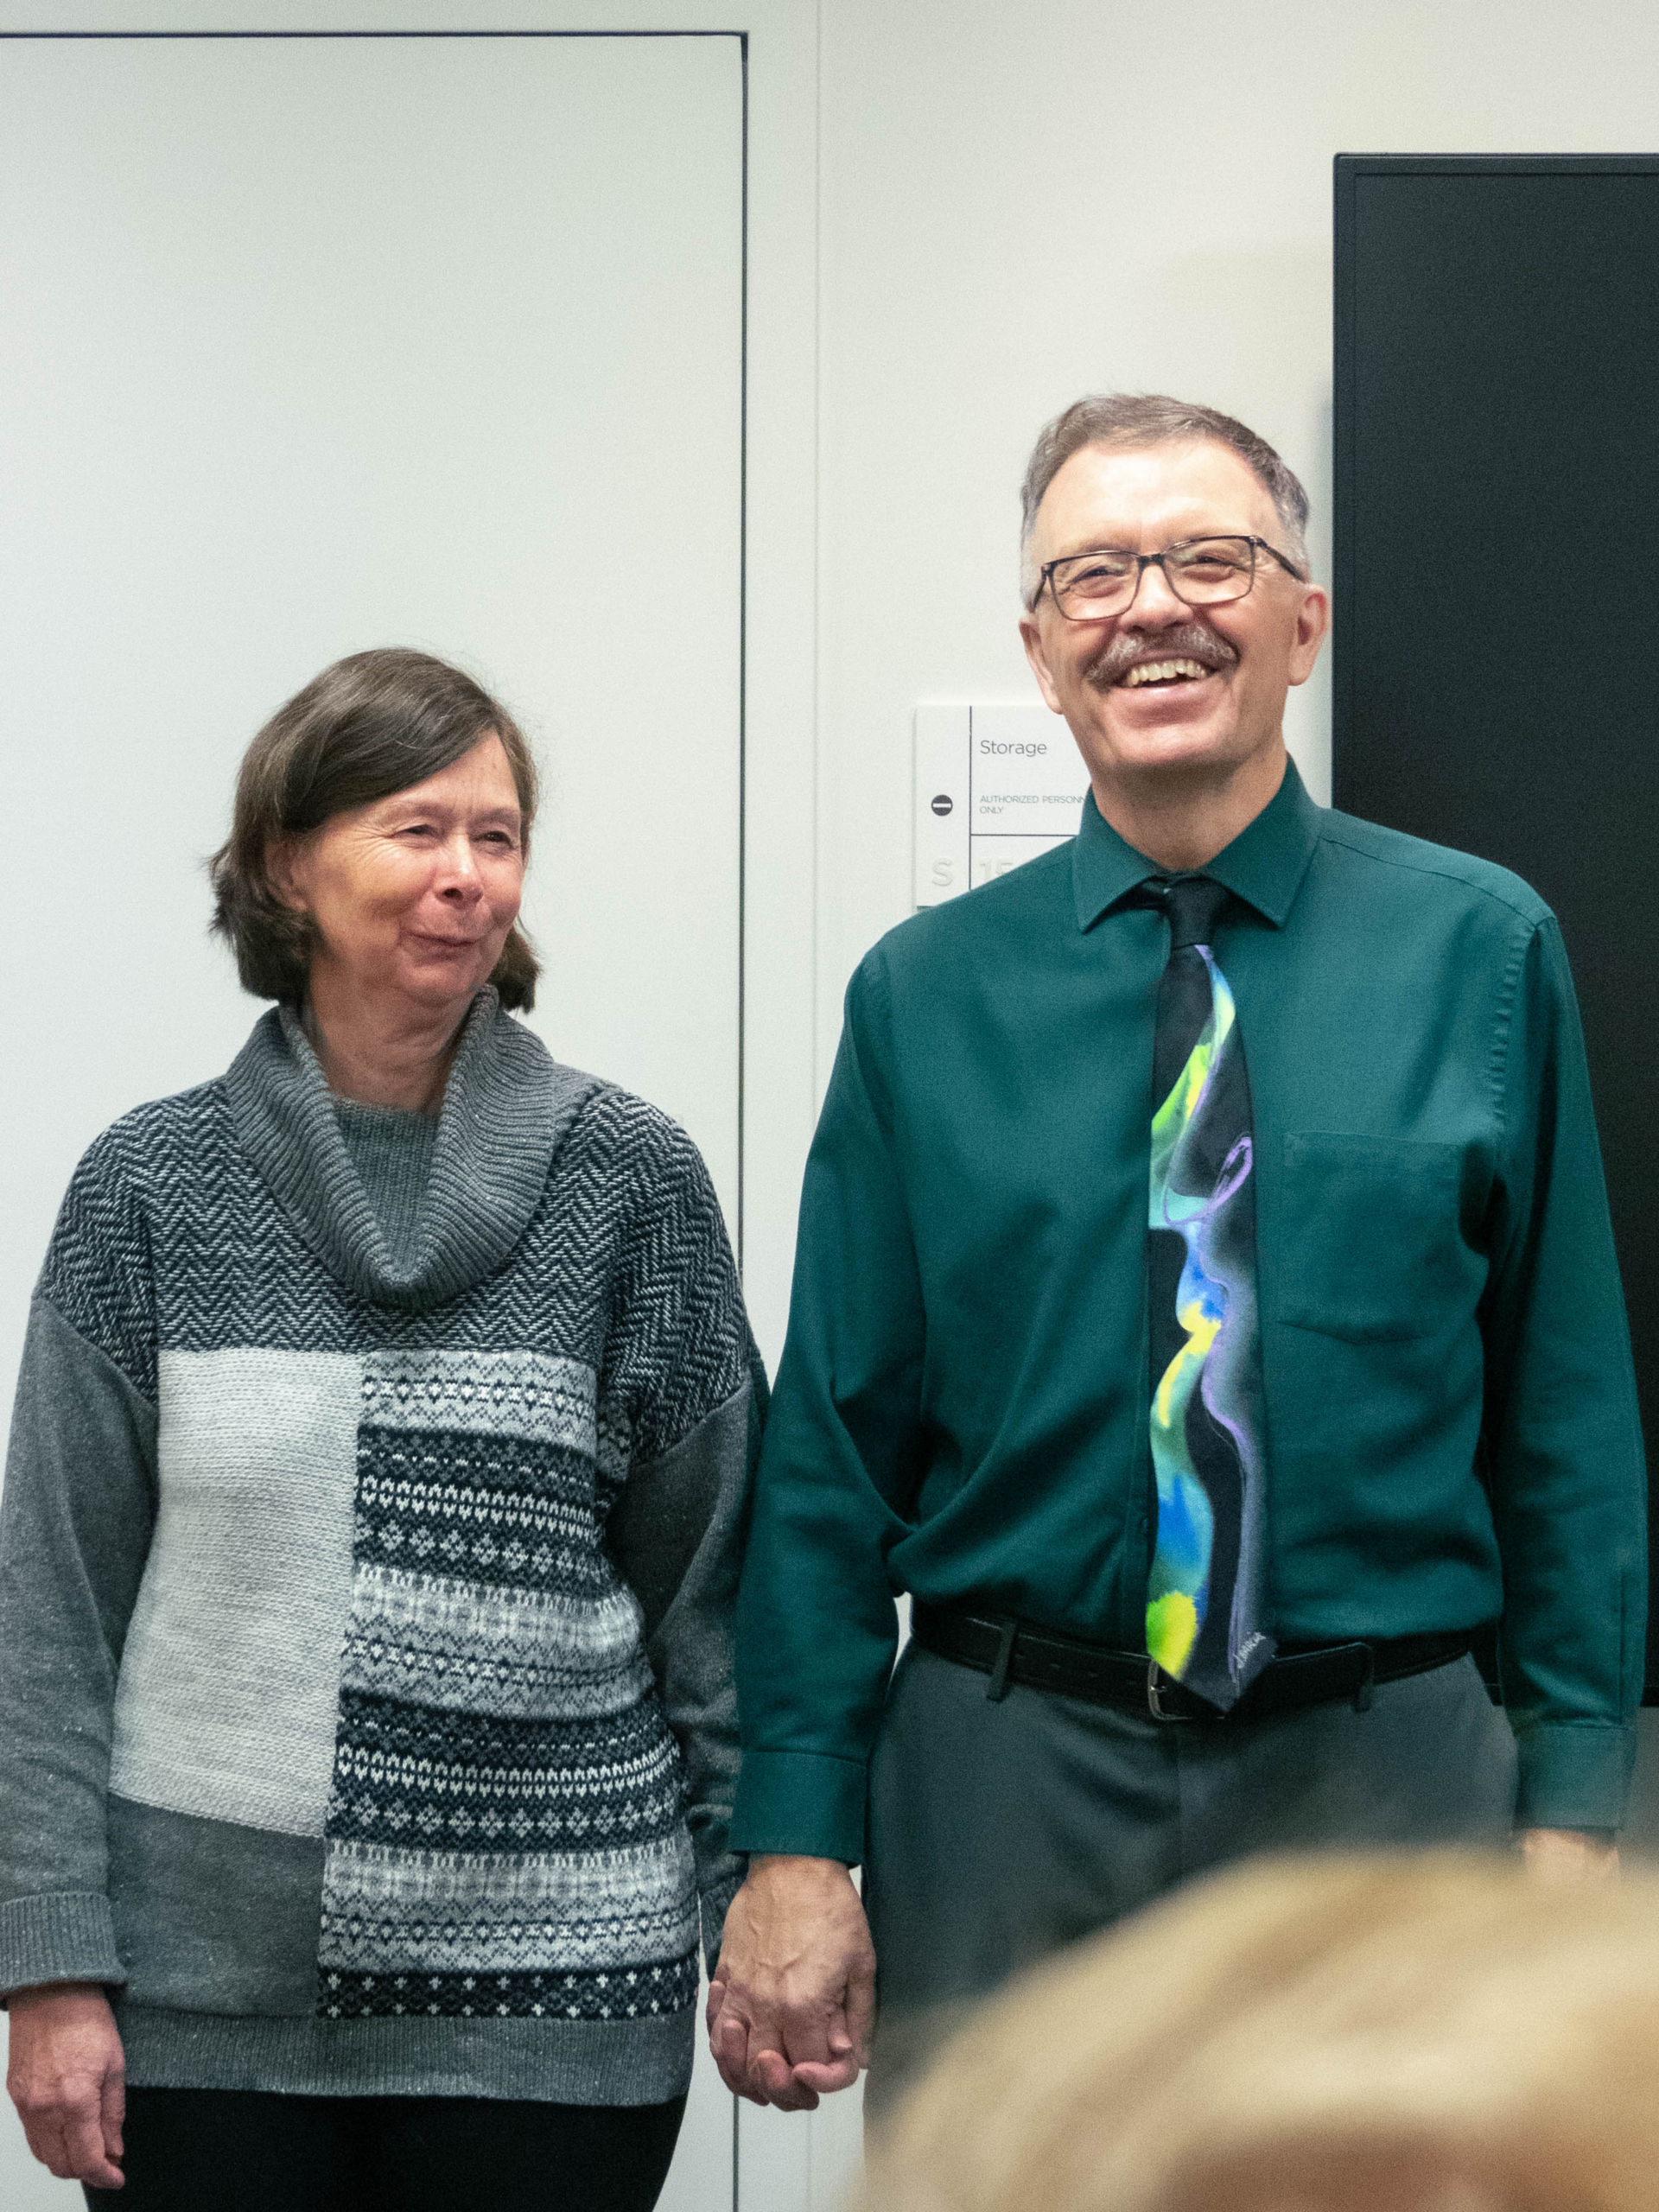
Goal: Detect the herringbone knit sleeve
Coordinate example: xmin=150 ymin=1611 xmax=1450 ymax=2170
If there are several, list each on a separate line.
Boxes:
xmin=0 ymin=1129 xmax=159 ymax=1997
xmin=601 ymin=1108 xmax=764 ymax=1974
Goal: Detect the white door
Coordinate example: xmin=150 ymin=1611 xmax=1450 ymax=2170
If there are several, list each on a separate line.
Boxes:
xmin=0 ymin=29 xmax=742 ymax=2209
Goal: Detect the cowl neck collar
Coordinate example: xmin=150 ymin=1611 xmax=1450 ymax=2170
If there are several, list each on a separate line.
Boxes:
xmin=223 ymin=988 xmax=601 ymax=1311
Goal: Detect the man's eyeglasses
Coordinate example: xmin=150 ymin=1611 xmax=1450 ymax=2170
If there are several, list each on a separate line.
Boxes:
xmin=1032 ymin=534 xmax=1307 ymax=621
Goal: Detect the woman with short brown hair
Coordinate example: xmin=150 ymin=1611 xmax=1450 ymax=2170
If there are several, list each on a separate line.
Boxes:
xmin=0 ymin=648 xmax=759 ymax=2210
xmin=212 ymin=645 xmax=543 ymax=1011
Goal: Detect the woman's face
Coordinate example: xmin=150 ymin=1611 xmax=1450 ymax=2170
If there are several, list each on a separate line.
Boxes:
xmin=276 ymin=733 xmax=526 ymax=1018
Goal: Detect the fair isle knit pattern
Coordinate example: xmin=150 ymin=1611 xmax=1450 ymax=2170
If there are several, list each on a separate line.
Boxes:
xmin=320 ymin=1351 xmax=697 ymax=2024
xmin=1 ymin=995 xmax=756 ymax=2102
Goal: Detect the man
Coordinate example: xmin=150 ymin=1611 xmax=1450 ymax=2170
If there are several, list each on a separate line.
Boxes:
xmin=708 ymin=395 xmax=1647 ymax=2113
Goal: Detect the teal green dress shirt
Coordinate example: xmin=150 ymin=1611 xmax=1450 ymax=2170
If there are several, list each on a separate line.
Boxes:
xmin=730 ymin=762 xmax=1647 ymax=1857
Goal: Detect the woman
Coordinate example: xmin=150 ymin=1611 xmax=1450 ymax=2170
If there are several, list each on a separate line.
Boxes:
xmin=0 ymin=649 xmax=760 ymax=2209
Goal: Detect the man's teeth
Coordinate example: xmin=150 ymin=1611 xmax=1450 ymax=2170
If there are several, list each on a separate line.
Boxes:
xmin=1122 ymin=658 xmax=1211 ymax=687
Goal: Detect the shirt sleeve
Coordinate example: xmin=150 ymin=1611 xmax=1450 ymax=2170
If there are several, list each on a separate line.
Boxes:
xmin=729 ymin=957 xmax=925 ymax=1865
xmin=0 ymin=1129 xmax=160 ymax=1996
xmin=1483 ymin=915 xmax=1648 ymax=1829
xmin=601 ymin=1109 xmax=762 ymax=1969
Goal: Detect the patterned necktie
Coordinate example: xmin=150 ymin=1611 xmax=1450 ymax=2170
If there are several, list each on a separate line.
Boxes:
xmin=1137 ymin=874 xmax=1274 ymax=1710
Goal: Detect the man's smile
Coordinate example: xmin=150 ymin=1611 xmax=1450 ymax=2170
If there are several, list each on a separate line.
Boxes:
xmin=1082 ymin=620 xmax=1240 ymax=696
xmin=1120 ymin=657 xmax=1217 ymax=688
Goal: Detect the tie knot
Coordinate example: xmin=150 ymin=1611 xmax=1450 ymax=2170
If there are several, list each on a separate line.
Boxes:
xmin=1139 ymin=874 xmax=1231 ymax=951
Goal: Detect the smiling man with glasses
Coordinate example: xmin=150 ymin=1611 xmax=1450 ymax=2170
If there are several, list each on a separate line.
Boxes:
xmin=709 ymin=394 xmax=1646 ymax=2119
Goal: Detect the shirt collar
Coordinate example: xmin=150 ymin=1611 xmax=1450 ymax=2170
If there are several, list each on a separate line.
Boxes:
xmin=1070 ymin=754 xmax=1322 ymax=932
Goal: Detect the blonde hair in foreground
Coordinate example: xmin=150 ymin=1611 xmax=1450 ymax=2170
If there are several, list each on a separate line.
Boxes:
xmin=856 ymin=1853 xmax=1659 ymax=2212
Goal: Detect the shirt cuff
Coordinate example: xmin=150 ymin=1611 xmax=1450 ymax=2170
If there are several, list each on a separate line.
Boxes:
xmin=728 ymin=1749 xmax=868 ymax=1865
xmin=0 ymin=1891 xmax=125 ymax=2001
xmin=1513 ymin=1719 xmax=1639 ymax=1830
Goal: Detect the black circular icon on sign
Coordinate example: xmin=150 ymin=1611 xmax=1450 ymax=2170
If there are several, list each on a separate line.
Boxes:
xmin=931 ymin=793 xmax=954 ymax=816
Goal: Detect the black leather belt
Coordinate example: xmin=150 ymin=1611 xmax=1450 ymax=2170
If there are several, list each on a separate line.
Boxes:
xmin=911 ymin=1601 xmax=1472 ymax=1723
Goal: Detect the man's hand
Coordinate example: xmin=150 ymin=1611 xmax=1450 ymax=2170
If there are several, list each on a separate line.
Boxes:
xmin=6 ymin=1981 xmax=125 ymax=2188
xmin=1520 ymin=1827 xmax=1619 ymax=1880
xmin=707 ymin=1854 xmax=875 ymax=2111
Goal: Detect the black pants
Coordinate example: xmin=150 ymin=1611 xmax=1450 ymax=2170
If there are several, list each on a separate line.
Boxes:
xmin=863 ymin=1643 xmax=1518 ymax=2115
xmin=86 ymin=2087 xmax=687 ymax=2211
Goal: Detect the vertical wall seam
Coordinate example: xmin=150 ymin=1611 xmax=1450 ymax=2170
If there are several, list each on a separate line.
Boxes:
xmin=737 ymin=27 xmax=750 ymax=1276
xmin=810 ymin=0 xmax=825 ymax=1105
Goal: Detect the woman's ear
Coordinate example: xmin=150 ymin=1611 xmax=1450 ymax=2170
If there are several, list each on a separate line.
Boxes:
xmin=266 ymin=836 xmax=310 ymax=915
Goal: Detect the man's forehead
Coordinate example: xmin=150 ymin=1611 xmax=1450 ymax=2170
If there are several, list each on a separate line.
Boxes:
xmin=1035 ymin=436 xmax=1275 ymax=551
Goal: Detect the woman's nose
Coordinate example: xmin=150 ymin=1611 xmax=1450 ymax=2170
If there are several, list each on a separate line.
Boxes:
xmin=435 ymin=835 xmax=482 ymax=893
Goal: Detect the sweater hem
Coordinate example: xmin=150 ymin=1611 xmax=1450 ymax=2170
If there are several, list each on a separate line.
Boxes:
xmin=113 ymin=2000 xmax=696 ymax=2105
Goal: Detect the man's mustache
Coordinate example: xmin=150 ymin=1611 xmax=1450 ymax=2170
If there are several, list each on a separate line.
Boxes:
xmin=1084 ymin=622 xmax=1239 ymax=692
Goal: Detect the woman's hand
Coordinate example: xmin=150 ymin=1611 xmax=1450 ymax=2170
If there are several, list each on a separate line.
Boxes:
xmin=6 ymin=1981 xmax=125 ymax=2188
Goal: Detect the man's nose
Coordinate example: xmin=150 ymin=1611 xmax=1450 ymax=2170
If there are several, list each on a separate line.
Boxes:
xmin=1123 ymin=557 xmax=1191 ymax=626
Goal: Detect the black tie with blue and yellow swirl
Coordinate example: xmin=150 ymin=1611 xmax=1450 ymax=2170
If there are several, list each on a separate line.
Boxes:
xmin=1135 ymin=874 xmax=1274 ymax=1710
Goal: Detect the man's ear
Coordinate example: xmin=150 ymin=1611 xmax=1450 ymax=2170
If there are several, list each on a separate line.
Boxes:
xmin=1020 ymin=610 xmax=1066 ymax=715
xmin=1287 ymin=583 xmax=1331 ymax=689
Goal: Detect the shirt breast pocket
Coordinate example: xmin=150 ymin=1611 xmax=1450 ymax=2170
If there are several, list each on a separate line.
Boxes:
xmin=1275 ymin=1133 xmax=1474 ymax=1344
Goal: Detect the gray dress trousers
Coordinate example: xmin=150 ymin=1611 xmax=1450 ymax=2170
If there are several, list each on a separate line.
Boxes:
xmin=861 ymin=1642 xmax=1517 ymax=2113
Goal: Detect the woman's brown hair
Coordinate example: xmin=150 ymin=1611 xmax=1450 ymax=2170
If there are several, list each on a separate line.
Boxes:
xmin=210 ymin=647 xmax=540 ymax=1010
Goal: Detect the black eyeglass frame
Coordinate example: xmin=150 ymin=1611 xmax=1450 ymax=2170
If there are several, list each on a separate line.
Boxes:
xmin=1030 ymin=533 xmax=1309 ymax=620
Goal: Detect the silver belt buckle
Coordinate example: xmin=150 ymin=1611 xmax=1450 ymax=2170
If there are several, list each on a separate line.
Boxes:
xmin=1147 ymin=1657 xmax=1200 ymax=1723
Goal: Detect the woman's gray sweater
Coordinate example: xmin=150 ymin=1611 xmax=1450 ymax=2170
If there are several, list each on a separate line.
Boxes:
xmin=0 ymin=993 xmax=760 ymax=2105
xmin=334 ymin=1098 xmax=440 ymax=1274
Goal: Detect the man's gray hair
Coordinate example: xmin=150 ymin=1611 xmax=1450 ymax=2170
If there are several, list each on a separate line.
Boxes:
xmin=1019 ymin=393 xmax=1311 ymax=605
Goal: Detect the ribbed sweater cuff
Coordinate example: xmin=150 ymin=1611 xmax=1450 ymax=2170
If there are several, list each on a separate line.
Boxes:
xmin=728 ymin=1750 xmax=868 ymax=1865
xmin=1513 ymin=1719 xmax=1639 ymax=1830
xmin=0 ymin=1891 xmax=125 ymax=2000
